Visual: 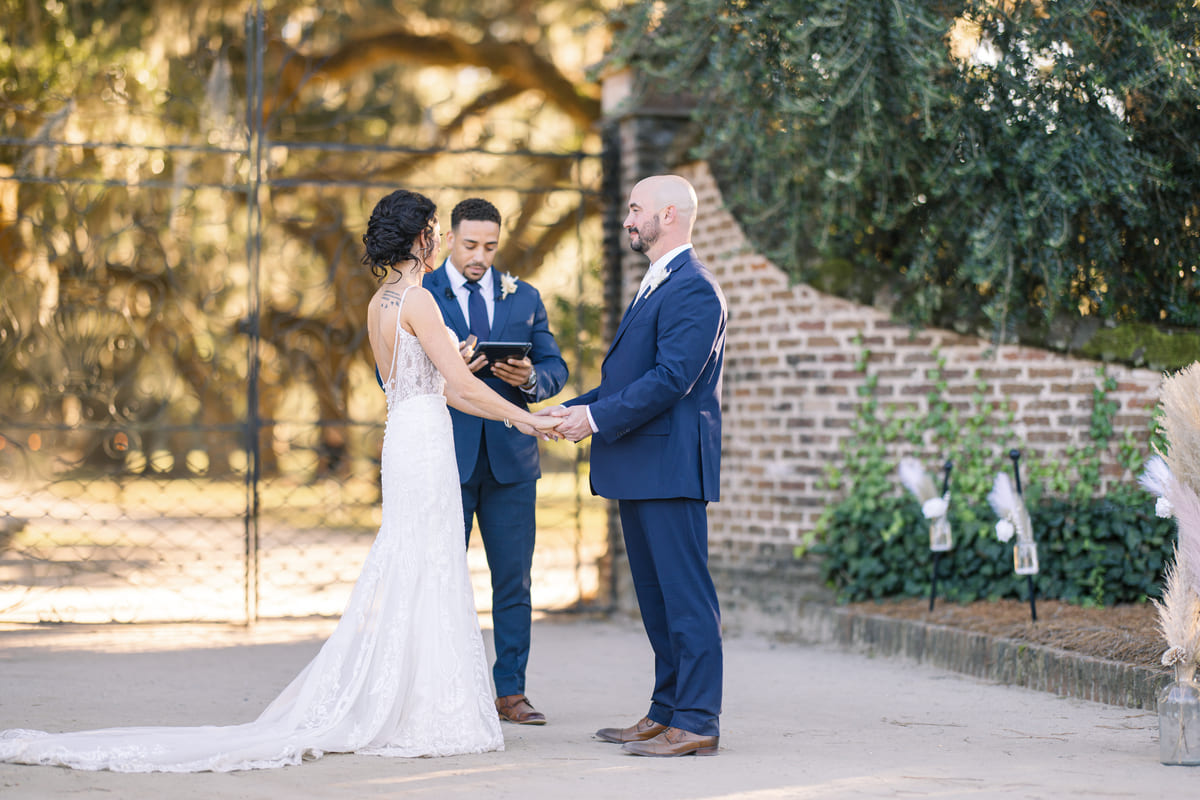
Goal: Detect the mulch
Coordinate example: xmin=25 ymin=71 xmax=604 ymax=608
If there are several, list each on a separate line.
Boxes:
xmin=846 ymin=598 xmax=1167 ymax=670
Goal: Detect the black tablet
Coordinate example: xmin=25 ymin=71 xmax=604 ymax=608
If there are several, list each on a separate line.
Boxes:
xmin=476 ymin=341 xmax=532 ymax=362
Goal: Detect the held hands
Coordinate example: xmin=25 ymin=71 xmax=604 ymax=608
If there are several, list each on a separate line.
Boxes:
xmin=535 ymin=405 xmax=593 ymax=443
xmin=515 ymin=415 xmax=563 ymax=442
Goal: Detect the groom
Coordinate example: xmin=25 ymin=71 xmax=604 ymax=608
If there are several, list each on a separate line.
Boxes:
xmin=544 ymin=175 xmax=727 ymax=757
xmin=423 ymin=198 xmax=568 ymax=725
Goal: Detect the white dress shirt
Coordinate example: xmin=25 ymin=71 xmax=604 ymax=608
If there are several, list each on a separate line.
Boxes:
xmin=445 ymin=260 xmax=495 ymax=329
xmin=634 ymin=244 xmax=692 ymax=303
xmin=445 ymin=260 xmax=539 ymax=396
xmin=585 ymin=243 xmax=694 ymax=433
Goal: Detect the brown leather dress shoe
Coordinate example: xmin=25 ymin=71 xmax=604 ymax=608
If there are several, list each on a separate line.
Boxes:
xmin=594 ymin=716 xmax=667 ymax=744
xmin=621 ymin=727 xmax=719 ymax=757
xmin=495 ymin=695 xmax=547 ymax=725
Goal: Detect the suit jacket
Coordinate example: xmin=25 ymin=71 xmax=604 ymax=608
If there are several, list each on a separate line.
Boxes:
xmin=423 ymin=263 xmax=568 ymax=484
xmin=568 ymin=248 xmax=726 ymax=501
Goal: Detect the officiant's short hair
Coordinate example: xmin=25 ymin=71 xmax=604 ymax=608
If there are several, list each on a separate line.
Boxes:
xmin=451 ymin=198 xmax=501 ymax=229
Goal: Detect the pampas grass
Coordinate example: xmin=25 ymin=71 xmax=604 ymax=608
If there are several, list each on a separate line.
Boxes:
xmin=1154 ymin=560 xmax=1200 ymax=677
xmin=1159 ymin=362 xmax=1200 ymax=497
xmin=1148 ymin=363 xmax=1200 ymax=682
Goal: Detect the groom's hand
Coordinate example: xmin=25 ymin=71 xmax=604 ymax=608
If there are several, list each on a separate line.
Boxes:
xmin=540 ymin=405 xmax=593 ymax=443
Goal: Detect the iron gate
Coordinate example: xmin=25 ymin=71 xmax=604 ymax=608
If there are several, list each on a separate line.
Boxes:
xmin=0 ymin=4 xmax=610 ymax=623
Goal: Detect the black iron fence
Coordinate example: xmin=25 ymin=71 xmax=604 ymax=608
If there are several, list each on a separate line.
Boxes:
xmin=0 ymin=4 xmax=610 ymax=623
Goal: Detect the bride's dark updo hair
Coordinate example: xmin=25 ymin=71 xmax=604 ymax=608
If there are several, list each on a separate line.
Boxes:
xmin=361 ymin=189 xmax=438 ymax=279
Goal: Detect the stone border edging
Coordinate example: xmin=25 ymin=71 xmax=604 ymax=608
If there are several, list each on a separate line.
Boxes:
xmin=820 ymin=605 xmax=1170 ymax=710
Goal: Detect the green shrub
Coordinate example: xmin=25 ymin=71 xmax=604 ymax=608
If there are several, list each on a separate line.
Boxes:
xmin=816 ymin=495 xmax=1175 ymax=606
xmin=810 ymin=338 xmax=1168 ymax=606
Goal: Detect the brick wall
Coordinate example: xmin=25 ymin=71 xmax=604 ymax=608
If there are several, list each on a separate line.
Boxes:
xmin=600 ymin=84 xmax=1165 ymax=623
xmin=673 ymin=162 xmax=1163 ymax=578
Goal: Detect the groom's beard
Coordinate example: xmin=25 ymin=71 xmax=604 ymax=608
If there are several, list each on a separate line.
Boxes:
xmin=628 ymin=216 xmax=661 ymax=253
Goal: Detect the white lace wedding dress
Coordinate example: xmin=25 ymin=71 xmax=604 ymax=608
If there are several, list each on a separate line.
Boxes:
xmin=0 ymin=289 xmax=504 ymax=772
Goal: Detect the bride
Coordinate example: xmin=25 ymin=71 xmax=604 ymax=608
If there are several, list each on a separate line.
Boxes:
xmin=0 ymin=189 xmax=562 ymax=772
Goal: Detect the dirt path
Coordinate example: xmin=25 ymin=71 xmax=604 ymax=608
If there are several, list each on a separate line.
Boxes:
xmin=0 ymin=614 xmax=1193 ymax=799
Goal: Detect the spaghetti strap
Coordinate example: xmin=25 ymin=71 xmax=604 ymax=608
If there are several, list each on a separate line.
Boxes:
xmin=383 ymin=284 xmax=418 ymax=387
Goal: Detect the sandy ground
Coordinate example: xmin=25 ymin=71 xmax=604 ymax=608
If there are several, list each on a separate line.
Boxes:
xmin=0 ymin=614 xmax=1194 ymax=799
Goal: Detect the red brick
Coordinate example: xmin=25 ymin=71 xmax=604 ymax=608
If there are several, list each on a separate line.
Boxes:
xmin=999 ymin=384 xmax=1045 ymax=395
xmin=1028 ymin=431 xmax=1071 ymax=443
xmin=1027 ymin=399 xmax=1069 ymax=411
xmin=902 ymin=352 xmax=938 ymax=364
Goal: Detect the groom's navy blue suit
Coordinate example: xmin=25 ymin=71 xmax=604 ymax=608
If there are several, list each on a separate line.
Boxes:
xmin=567 ymin=247 xmax=726 ymax=737
xmin=423 ymin=263 xmax=567 ymax=698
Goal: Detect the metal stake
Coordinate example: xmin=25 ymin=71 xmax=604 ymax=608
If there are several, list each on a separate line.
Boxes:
xmin=1009 ymin=449 xmax=1037 ymax=623
xmin=928 ymin=460 xmax=953 ymax=612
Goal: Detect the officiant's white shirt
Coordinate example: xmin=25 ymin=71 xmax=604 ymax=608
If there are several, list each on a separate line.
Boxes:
xmin=446 ymin=259 xmax=495 ymax=328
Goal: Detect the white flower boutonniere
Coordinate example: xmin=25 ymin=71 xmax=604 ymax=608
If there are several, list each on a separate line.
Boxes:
xmin=499 ymin=272 xmax=519 ymax=300
xmin=642 ymin=266 xmax=669 ymax=300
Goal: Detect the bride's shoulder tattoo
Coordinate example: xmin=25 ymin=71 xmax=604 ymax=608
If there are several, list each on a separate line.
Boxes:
xmin=379 ymin=288 xmax=406 ymax=309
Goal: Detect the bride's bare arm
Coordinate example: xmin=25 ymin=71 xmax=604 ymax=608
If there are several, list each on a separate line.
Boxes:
xmin=400 ymin=288 xmax=560 ymax=436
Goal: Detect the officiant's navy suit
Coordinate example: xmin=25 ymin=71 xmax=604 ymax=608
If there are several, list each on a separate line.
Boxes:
xmin=423 ymin=262 xmax=567 ymax=698
xmin=567 ymin=247 xmax=726 ymax=737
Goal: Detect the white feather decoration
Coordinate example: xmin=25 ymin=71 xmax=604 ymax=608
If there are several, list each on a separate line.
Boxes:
xmin=922 ymin=496 xmax=949 ymax=519
xmin=1141 ymin=455 xmax=1173 ymax=499
xmin=1142 ymin=456 xmax=1176 ymax=517
xmin=987 ymin=471 xmax=1034 ymax=543
xmin=898 ymin=457 xmax=938 ymax=503
xmin=899 ymin=457 xmax=953 ymax=550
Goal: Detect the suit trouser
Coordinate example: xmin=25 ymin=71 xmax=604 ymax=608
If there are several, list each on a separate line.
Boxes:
xmin=461 ymin=434 xmax=537 ymax=698
xmin=619 ymin=497 xmax=723 ymax=737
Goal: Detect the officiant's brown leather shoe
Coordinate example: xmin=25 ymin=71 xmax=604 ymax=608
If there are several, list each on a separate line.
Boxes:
xmin=621 ymin=727 xmax=719 ymax=757
xmin=496 ymin=695 xmax=546 ymax=725
xmin=594 ymin=716 xmax=667 ymax=744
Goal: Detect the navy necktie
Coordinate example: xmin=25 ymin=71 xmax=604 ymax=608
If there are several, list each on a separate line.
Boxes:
xmin=464 ymin=280 xmax=490 ymax=340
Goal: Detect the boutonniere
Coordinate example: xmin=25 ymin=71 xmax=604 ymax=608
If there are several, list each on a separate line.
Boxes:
xmin=499 ymin=272 xmax=519 ymax=300
xmin=643 ymin=266 xmax=669 ymax=299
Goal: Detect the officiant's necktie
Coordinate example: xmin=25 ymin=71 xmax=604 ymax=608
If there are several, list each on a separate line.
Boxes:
xmin=464 ymin=280 xmax=490 ymax=340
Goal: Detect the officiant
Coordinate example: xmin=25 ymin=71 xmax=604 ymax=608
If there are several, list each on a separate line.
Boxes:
xmin=422 ymin=197 xmax=569 ymax=726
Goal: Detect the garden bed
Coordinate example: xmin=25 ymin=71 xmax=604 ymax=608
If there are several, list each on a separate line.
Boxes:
xmin=847 ymin=597 xmax=1165 ymax=669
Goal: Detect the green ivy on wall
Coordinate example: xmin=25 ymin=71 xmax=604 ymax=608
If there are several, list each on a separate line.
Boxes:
xmin=810 ymin=338 xmax=1172 ymax=606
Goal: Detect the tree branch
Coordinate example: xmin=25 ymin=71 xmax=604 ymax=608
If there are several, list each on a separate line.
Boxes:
xmin=268 ymin=28 xmax=600 ymax=127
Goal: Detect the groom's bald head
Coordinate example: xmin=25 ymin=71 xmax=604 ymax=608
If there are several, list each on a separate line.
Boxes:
xmin=638 ymin=175 xmax=697 ymax=227
xmin=624 ymin=175 xmax=699 ymax=262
